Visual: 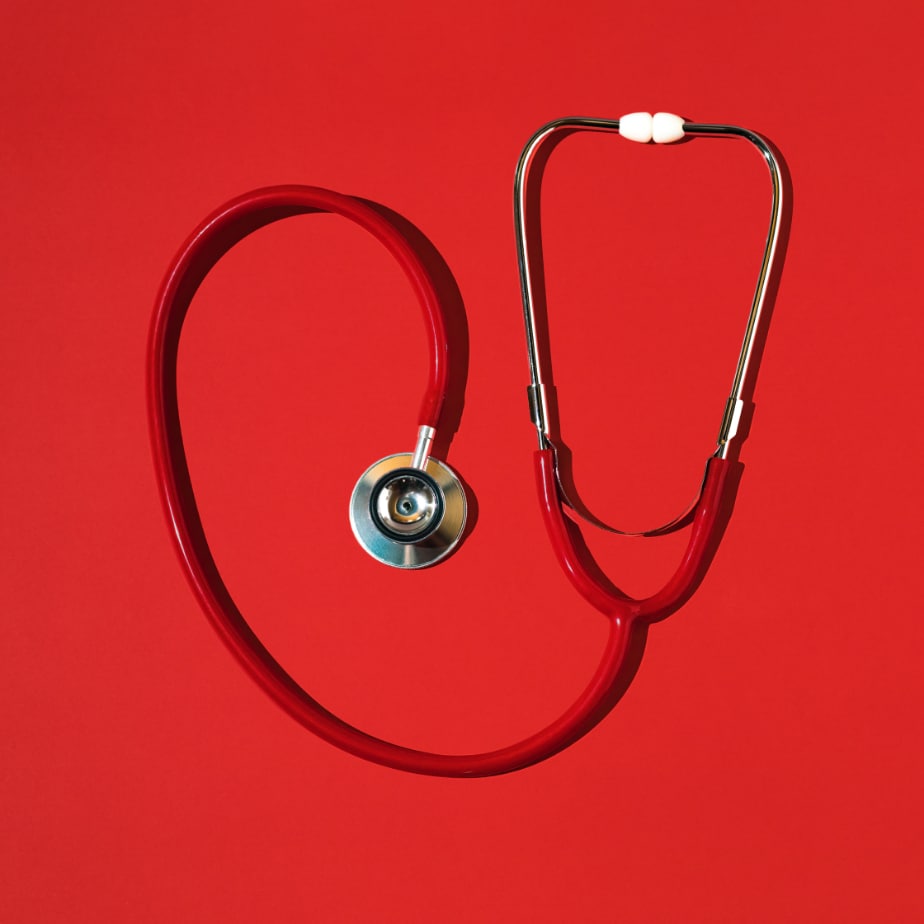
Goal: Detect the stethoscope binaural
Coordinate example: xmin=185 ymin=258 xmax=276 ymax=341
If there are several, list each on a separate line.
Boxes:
xmin=148 ymin=112 xmax=783 ymax=777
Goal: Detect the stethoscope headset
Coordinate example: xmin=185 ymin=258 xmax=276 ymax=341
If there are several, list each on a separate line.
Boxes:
xmin=149 ymin=112 xmax=783 ymax=777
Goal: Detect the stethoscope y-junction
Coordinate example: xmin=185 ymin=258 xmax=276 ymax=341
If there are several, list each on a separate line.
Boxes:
xmin=148 ymin=111 xmax=783 ymax=777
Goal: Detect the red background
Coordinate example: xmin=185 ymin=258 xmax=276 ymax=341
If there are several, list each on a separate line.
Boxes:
xmin=3 ymin=1 xmax=923 ymax=920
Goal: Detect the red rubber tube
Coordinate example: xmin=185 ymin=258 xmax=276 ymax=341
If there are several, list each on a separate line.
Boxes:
xmin=148 ymin=186 xmax=729 ymax=777
xmin=535 ymin=449 xmax=731 ymax=620
xmin=150 ymin=185 xmax=449 ymax=429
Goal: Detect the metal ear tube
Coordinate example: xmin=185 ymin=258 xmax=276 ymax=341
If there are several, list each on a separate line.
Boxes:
xmin=515 ymin=112 xmax=782 ymax=532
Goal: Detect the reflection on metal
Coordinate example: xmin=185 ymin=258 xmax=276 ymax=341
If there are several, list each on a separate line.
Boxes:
xmin=350 ymin=453 xmax=467 ymax=569
xmin=514 ymin=114 xmax=783 ymax=536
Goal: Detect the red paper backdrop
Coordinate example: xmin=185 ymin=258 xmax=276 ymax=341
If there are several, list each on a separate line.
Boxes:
xmin=3 ymin=1 xmax=922 ymax=920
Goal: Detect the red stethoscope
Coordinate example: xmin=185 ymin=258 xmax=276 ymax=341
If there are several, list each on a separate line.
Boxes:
xmin=149 ymin=112 xmax=783 ymax=777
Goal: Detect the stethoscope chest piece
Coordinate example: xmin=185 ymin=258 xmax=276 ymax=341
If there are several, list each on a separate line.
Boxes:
xmin=350 ymin=453 xmax=466 ymax=569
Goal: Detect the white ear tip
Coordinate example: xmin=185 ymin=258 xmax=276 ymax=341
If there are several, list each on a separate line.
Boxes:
xmin=652 ymin=112 xmax=685 ymax=144
xmin=619 ymin=112 xmax=653 ymax=143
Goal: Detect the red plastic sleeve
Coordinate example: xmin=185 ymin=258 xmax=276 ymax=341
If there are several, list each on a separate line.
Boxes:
xmin=534 ymin=449 xmax=731 ymax=621
xmin=148 ymin=186 xmax=634 ymax=777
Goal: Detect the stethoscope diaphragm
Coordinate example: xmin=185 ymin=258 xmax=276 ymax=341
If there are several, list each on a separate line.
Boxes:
xmin=349 ymin=453 xmax=466 ymax=569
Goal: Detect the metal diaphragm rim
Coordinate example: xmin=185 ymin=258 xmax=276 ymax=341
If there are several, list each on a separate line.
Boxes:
xmin=349 ymin=453 xmax=467 ymax=569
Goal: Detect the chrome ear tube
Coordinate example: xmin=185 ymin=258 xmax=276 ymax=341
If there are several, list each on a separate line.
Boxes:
xmin=514 ymin=112 xmax=783 ymax=536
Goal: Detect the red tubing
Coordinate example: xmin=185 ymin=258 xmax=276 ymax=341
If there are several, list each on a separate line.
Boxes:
xmin=150 ymin=186 xmax=449 ymax=429
xmin=148 ymin=186 xmax=729 ymax=777
xmin=534 ymin=449 xmax=731 ymax=620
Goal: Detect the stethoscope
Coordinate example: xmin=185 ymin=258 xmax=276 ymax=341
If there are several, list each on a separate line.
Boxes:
xmin=149 ymin=112 xmax=783 ymax=777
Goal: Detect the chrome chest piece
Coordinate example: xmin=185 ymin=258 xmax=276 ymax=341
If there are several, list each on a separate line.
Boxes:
xmin=349 ymin=426 xmax=467 ymax=569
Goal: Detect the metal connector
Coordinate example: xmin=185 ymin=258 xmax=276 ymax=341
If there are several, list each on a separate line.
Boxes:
xmin=410 ymin=424 xmax=435 ymax=471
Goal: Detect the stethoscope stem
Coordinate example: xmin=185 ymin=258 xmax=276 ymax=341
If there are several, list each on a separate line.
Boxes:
xmin=410 ymin=424 xmax=436 ymax=471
